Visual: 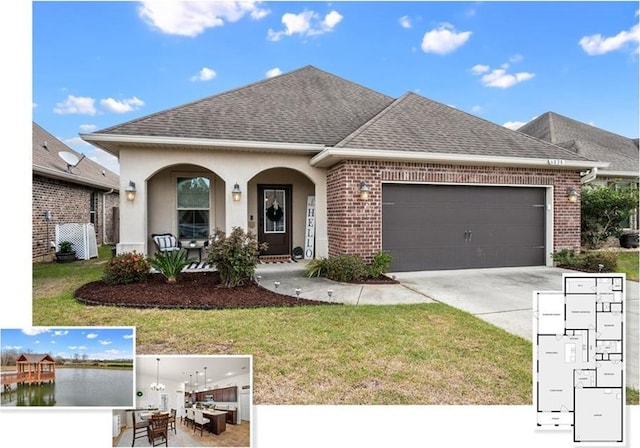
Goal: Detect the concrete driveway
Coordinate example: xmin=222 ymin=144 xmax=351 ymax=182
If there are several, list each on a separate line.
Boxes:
xmin=392 ymin=266 xmax=639 ymax=390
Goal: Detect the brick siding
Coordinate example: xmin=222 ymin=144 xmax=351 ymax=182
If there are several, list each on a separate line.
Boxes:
xmin=32 ymin=175 xmax=119 ymax=262
xmin=326 ymin=160 xmax=581 ymax=262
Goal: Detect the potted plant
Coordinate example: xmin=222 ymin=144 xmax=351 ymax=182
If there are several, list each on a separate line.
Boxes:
xmin=55 ymin=241 xmax=76 ymax=263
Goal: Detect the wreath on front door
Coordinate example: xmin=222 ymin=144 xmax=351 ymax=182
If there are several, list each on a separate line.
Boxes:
xmin=266 ymin=203 xmax=284 ymax=222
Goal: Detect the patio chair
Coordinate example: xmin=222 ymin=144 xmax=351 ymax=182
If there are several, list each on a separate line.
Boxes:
xmin=151 ymin=233 xmax=181 ymax=253
xmin=131 ymin=411 xmax=150 ymax=447
xmin=147 ymin=413 xmax=169 ymax=447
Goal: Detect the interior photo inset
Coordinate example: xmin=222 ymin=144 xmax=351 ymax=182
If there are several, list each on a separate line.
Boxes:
xmin=0 ymin=326 xmax=135 ymax=408
xmin=113 ymin=354 xmax=252 ymax=448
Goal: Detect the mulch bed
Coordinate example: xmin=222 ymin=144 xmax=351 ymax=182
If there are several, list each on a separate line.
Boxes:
xmin=348 ymin=274 xmax=399 ymax=285
xmin=74 ymin=272 xmax=339 ymax=310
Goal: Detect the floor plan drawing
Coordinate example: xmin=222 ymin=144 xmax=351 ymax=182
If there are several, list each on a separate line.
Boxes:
xmin=534 ymin=274 xmax=625 ymax=446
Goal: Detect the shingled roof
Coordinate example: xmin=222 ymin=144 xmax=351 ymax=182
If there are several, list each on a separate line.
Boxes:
xmin=518 ymin=112 xmax=639 ymax=174
xmin=97 ymin=65 xmax=394 ymax=146
xmin=16 ymin=353 xmax=56 ymax=364
xmin=85 ymin=66 xmax=605 ymax=168
xmin=336 ymin=93 xmax=592 ymax=161
xmin=33 ymin=122 xmax=119 ymax=190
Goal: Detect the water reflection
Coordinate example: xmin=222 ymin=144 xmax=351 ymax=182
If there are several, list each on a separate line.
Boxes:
xmin=3 ymin=383 xmax=57 ymax=406
xmin=1 ymin=368 xmax=133 ymax=407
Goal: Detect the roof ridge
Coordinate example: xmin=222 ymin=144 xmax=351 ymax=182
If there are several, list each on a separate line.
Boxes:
xmin=335 ymin=92 xmax=410 ymax=147
xmin=96 ymin=66 xmax=393 ymax=136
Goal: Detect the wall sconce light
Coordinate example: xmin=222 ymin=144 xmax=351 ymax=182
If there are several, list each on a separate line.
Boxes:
xmin=232 ymin=183 xmax=242 ymax=201
xmin=125 ymin=181 xmax=136 ymax=201
xmin=566 ymin=187 xmax=578 ymax=203
xmin=359 ymin=181 xmax=371 ymax=200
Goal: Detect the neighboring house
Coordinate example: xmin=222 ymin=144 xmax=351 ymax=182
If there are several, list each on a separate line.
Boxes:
xmin=518 ymin=112 xmax=639 ymax=230
xmin=82 ymin=66 xmax=608 ymax=272
xmin=32 ymin=122 xmax=120 ymax=262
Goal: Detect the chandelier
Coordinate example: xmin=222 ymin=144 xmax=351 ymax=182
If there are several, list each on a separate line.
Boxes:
xmin=150 ymin=358 xmax=165 ymax=391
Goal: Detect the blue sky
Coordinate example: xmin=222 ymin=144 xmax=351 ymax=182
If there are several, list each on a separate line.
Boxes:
xmin=30 ymin=2 xmax=639 ymax=174
xmin=1 ymin=327 xmax=135 ymax=360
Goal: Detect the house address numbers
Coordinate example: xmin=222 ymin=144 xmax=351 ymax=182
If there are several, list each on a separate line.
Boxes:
xmin=547 ymin=159 xmax=565 ymax=165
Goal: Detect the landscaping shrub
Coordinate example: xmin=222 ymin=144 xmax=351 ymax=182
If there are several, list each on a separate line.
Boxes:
xmin=207 ymin=227 xmax=268 ymax=287
xmin=304 ymin=258 xmax=328 ymax=278
xmin=552 ymin=249 xmax=617 ymax=273
xmin=150 ymin=250 xmax=191 ymax=283
xmin=581 ymin=184 xmax=639 ymax=249
xmin=305 ymin=252 xmax=394 ymax=282
xmin=103 ymin=251 xmax=150 ymax=285
xmin=325 ymin=254 xmax=369 ymax=283
xmin=367 ymin=251 xmax=392 ymax=278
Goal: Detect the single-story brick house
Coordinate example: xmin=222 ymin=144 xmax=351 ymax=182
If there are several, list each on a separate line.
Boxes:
xmin=518 ymin=111 xmax=639 ymax=230
xmin=33 ymin=121 xmax=120 ymax=262
xmin=81 ymin=66 xmax=609 ymax=271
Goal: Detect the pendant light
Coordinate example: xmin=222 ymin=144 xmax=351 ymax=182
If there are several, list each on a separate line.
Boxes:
xmin=150 ymin=358 xmax=165 ymax=391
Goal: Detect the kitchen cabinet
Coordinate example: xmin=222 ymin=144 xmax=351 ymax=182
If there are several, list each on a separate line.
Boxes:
xmin=225 ymin=409 xmax=237 ymax=424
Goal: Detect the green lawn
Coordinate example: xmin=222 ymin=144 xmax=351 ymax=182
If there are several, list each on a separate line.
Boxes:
xmin=32 ymin=246 xmax=638 ymax=405
xmin=615 ymin=251 xmax=639 ymax=281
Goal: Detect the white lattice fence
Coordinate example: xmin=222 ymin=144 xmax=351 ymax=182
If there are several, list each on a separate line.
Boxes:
xmin=55 ymin=223 xmax=98 ymax=260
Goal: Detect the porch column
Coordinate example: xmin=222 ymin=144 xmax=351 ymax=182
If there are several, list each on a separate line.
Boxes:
xmin=225 ymin=180 xmax=249 ymax=234
xmin=117 ymin=164 xmax=147 ymax=255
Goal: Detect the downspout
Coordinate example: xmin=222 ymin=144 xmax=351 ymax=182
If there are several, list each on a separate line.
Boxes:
xmin=102 ymin=189 xmax=115 ymax=244
xmin=580 ymin=167 xmax=598 ymax=185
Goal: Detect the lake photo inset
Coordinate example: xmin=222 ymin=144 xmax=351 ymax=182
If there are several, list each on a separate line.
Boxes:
xmin=1 ymin=327 xmax=135 ymax=408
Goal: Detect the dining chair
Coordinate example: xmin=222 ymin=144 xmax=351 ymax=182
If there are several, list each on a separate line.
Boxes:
xmin=147 ymin=413 xmax=169 ymax=447
xmin=131 ymin=411 xmax=150 ymax=447
xmin=193 ymin=409 xmax=211 ymax=436
xmin=168 ymin=408 xmax=177 ymax=435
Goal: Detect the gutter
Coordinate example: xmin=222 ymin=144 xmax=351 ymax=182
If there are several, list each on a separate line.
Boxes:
xmin=310 ymin=147 xmax=611 ymax=171
xmin=33 ymin=164 xmax=119 ymax=190
xmin=80 ymin=133 xmax=326 ymax=157
xmin=580 ymin=167 xmax=598 ymax=184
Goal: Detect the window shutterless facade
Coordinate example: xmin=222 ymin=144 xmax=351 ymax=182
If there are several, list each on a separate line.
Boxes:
xmin=176 ymin=176 xmax=210 ymax=239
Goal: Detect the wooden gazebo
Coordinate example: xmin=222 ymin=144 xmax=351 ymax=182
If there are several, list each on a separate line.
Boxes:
xmin=1 ymin=353 xmax=56 ymax=389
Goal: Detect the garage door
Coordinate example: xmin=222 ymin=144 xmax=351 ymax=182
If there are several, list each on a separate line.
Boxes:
xmin=382 ymin=184 xmax=546 ymax=271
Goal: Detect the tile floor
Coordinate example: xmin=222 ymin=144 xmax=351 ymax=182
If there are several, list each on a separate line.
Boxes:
xmin=114 ymin=419 xmax=250 ymax=447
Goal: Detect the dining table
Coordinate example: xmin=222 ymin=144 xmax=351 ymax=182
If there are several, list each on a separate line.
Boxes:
xmin=202 ymin=409 xmax=227 ymax=435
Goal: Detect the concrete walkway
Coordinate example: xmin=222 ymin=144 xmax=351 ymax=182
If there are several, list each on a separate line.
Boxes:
xmin=254 ymin=260 xmax=435 ymax=305
xmin=256 ymin=262 xmax=638 ymax=390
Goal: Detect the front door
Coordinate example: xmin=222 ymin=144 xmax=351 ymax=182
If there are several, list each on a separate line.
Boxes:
xmin=258 ymin=185 xmax=292 ymax=256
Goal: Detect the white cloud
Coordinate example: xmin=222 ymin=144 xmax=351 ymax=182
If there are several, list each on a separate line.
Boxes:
xmin=503 ymin=121 xmax=528 ymax=130
xmin=471 ymin=64 xmax=489 ymax=74
xmin=267 ymin=9 xmax=342 ymax=41
xmin=53 ymin=330 xmax=69 ymax=336
xmin=123 ymin=334 xmax=134 ymax=339
xmin=399 ymin=15 xmax=411 ymax=29
xmin=421 ymin=23 xmax=471 ymax=55
xmin=471 ymin=105 xmax=482 ymax=113
xmin=138 ymin=1 xmax=269 ymax=37
xmin=509 ymin=54 xmax=523 ymax=63
xmin=64 ymin=137 xmax=90 ymax=147
xmin=190 ymin=67 xmax=217 ymax=82
xmin=100 ymin=96 xmax=145 ymax=114
xmin=54 ymin=95 xmax=97 ymax=115
xmin=22 ymin=328 xmax=50 ymax=336
xmin=265 ymin=67 xmax=282 ymax=78
xmin=480 ymin=69 xmax=535 ymax=88
xmin=99 ymin=340 xmax=112 ymax=346
xmin=472 ymin=59 xmax=535 ymax=89
xmin=86 ymin=333 xmax=99 ymax=339
xmin=78 ymin=124 xmax=96 ymax=132
xmin=3 ymin=345 xmax=23 ymax=350
xmin=579 ymin=23 xmax=639 ymax=55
